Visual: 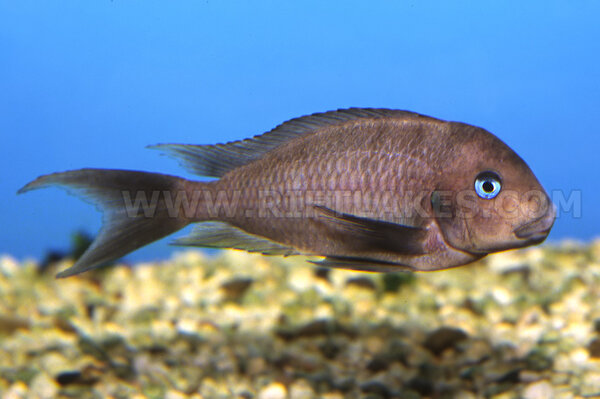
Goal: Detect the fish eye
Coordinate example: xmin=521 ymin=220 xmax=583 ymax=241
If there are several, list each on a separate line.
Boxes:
xmin=474 ymin=171 xmax=502 ymax=199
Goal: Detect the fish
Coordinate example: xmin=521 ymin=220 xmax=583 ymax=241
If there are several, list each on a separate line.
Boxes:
xmin=18 ymin=108 xmax=556 ymax=278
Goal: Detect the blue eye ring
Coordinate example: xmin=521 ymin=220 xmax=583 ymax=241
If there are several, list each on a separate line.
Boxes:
xmin=474 ymin=171 xmax=502 ymax=199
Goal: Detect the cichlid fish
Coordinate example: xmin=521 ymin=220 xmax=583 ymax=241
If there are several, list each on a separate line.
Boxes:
xmin=19 ymin=108 xmax=555 ymax=278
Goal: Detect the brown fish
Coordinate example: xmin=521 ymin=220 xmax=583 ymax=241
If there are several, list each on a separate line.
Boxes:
xmin=19 ymin=108 xmax=555 ymax=277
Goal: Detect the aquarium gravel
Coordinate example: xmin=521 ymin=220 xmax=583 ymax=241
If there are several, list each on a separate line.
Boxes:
xmin=1 ymin=242 xmax=600 ymax=399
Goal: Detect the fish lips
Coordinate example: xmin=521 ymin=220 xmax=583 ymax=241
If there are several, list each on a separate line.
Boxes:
xmin=464 ymin=205 xmax=556 ymax=256
xmin=513 ymin=203 xmax=557 ymax=244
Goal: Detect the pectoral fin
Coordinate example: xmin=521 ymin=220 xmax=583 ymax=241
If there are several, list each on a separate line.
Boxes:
xmin=313 ymin=205 xmax=427 ymax=255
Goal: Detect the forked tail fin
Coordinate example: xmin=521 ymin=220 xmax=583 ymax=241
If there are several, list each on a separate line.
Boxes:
xmin=18 ymin=169 xmax=193 ymax=278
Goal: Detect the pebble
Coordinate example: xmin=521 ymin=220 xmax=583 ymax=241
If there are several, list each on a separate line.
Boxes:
xmin=581 ymin=371 xmax=600 ymax=395
xmin=345 ymin=276 xmax=377 ymax=290
xmin=569 ymin=348 xmax=589 ymax=366
xmin=0 ymin=315 xmax=30 ymax=335
xmin=423 ymin=326 xmax=468 ymax=356
xmin=258 ymin=382 xmax=287 ymax=399
xmin=454 ymin=391 xmax=477 ymax=399
xmin=590 ymin=239 xmax=600 ymax=261
xmin=220 ymin=277 xmax=254 ymax=300
xmin=165 ymin=390 xmax=188 ymax=399
xmin=288 ymin=267 xmax=316 ymax=292
xmin=28 ymin=373 xmax=59 ymax=399
xmin=289 ymin=379 xmax=315 ymax=399
xmin=487 ymin=251 xmax=528 ymax=274
xmin=4 ymin=381 xmax=28 ymax=399
xmin=588 ymin=337 xmax=600 ymax=358
xmin=0 ymin=255 xmax=19 ymax=276
xmin=491 ymin=287 xmax=513 ymax=306
xmin=522 ymin=380 xmax=554 ymax=399
xmin=360 ymin=380 xmax=392 ymax=398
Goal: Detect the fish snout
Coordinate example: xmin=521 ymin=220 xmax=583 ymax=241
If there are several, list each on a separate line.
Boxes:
xmin=513 ymin=201 xmax=556 ymax=243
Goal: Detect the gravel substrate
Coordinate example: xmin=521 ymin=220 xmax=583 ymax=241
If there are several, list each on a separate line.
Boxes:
xmin=1 ymin=241 xmax=600 ymax=399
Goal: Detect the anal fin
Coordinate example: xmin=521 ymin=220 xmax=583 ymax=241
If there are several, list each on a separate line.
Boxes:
xmin=310 ymin=256 xmax=414 ymax=273
xmin=172 ymin=222 xmax=299 ymax=256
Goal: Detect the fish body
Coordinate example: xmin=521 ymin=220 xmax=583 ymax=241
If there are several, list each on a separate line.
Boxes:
xmin=19 ymin=109 xmax=555 ymax=277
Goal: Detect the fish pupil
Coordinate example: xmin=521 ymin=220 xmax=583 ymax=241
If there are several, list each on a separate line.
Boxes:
xmin=482 ymin=180 xmax=494 ymax=193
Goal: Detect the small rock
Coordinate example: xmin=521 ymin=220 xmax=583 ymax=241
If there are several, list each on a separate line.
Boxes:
xmin=272 ymin=351 xmax=321 ymax=373
xmin=52 ymin=316 xmax=78 ymax=334
xmin=487 ymin=251 xmax=528 ymax=273
xmin=0 ymin=255 xmax=19 ymax=276
xmin=41 ymin=352 xmax=72 ymax=376
xmin=581 ymin=371 xmax=600 ymax=396
xmin=491 ymin=287 xmax=513 ymax=306
xmin=367 ymin=353 xmax=391 ymax=372
xmin=165 ymin=389 xmax=188 ymax=399
xmin=594 ymin=318 xmax=600 ymax=333
xmin=288 ymin=267 xmax=315 ymax=291
xmin=306 ymin=370 xmax=335 ymax=391
xmin=360 ymin=380 xmax=392 ymax=398
xmin=0 ymin=315 xmax=30 ymax=335
xmin=289 ymin=379 xmax=315 ymax=399
xmin=590 ymin=239 xmax=600 ymax=261
xmin=524 ymin=348 xmax=553 ymax=371
xmin=519 ymin=370 xmax=544 ymax=383
xmin=276 ymin=319 xmax=354 ymax=340
xmin=318 ymin=339 xmax=342 ymax=359
xmin=333 ymin=376 xmax=355 ymax=392
xmin=407 ymin=376 xmax=434 ymax=396
xmin=55 ymin=371 xmax=85 ymax=386
xmin=220 ymin=277 xmax=253 ymax=300
xmin=55 ymin=367 xmax=101 ymax=387
xmin=346 ymin=276 xmax=377 ymax=290
xmin=588 ymin=337 xmax=600 ymax=358
xmin=4 ymin=381 xmax=28 ymax=398
xmin=258 ymin=382 xmax=287 ymax=399
xmin=385 ymin=339 xmax=411 ymax=364
xmin=313 ymin=267 xmax=330 ymax=281
xmin=462 ymin=297 xmax=484 ymax=315
xmin=500 ymin=264 xmax=531 ymax=280
xmin=454 ymin=391 xmax=477 ymax=399
xmin=494 ymin=368 xmax=522 ymax=384
xmin=522 ymin=380 xmax=554 ymax=399
xmin=486 ymin=385 xmax=513 ymax=398
xmin=423 ymin=326 xmax=468 ymax=356
xmin=394 ymin=389 xmax=422 ymax=399
xmin=247 ymin=356 xmax=267 ymax=376
xmin=381 ymin=272 xmax=415 ymax=292
xmin=569 ymin=348 xmax=589 ymax=365
xmin=29 ymin=372 xmax=59 ymax=399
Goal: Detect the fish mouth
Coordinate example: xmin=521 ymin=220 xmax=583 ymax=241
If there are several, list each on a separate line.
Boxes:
xmin=513 ymin=203 xmax=556 ymax=243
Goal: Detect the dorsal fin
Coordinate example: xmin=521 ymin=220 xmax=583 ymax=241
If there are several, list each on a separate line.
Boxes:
xmin=149 ymin=108 xmax=438 ymax=178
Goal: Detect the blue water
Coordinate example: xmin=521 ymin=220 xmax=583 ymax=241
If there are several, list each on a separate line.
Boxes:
xmin=1 ymin=1 xmax=598 ymax=262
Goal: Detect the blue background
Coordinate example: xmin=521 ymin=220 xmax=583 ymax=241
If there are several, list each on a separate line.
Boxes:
xmin=2 ymin=1 xmax=597 ymax=263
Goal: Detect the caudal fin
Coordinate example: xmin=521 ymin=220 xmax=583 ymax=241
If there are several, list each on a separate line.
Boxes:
xmin=18 ymin=169 xmax=192 ymax=278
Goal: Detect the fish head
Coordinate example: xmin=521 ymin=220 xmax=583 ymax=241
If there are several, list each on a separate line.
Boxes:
xmin=431 ymin=123 xmax=556 ymax=255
